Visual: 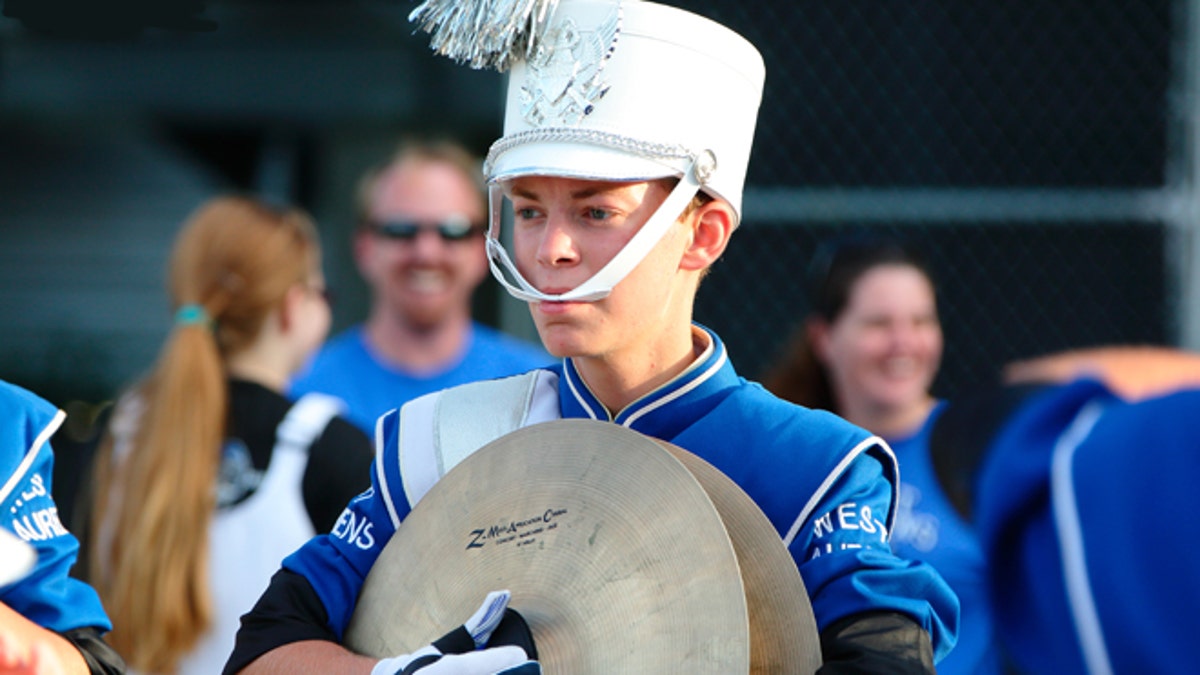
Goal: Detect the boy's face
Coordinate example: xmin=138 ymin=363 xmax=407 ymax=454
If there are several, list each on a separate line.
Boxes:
xmin=504 ymin=175 xmax=692 ymax=359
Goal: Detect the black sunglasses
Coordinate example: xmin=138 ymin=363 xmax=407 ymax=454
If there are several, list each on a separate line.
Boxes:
xmin=367 ymin=217 xmax=482 ymax=242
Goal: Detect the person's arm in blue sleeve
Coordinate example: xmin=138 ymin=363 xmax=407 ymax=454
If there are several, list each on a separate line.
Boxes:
xmin=795 ymin=447 xmax=959 ymax=672
xmin=1 ymin=380 xmax=126 ymax=674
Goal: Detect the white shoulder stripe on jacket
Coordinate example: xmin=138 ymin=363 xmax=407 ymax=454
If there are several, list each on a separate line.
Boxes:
xmin=397 ymin=371 xmax=561 ymax=513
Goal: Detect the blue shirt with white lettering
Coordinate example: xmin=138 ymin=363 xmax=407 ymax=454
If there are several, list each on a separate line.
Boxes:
xmin=889 ymin=403 xmax=1001 ymax=675
xmin=0 ymin=379 xmax=111 ymax=633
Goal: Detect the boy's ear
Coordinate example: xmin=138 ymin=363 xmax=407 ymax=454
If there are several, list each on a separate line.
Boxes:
xmin=680 ymin=199 xmax=735 ymax=272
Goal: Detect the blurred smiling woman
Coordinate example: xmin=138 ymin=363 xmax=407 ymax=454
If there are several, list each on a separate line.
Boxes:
xmin=763 ymin=237 xmax=1001 ymax=675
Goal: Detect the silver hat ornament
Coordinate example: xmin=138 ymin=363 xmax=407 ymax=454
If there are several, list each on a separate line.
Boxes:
xmin=410 ymin=0 xmax=766 ymax=303
xmin=408 ymin=0 xmax=563 ymax=71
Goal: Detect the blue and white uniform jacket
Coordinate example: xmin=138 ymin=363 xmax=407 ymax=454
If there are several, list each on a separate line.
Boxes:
xmin=283 ymin=327 xmax=958 ymax=660
xmin=0 ymin=379 xmax=111 ymax=633
xmin=975 ymin=379 xmax=1200 ymax=675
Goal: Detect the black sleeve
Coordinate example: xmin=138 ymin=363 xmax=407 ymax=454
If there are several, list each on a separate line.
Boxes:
xmin=817 ymin=611 xmax=935 ymax=674
xmin=928 ymin=383 xmax=1049 ymax=520
xmin=222 ymin=568 xmax=338 ymax=675
xmin=302 ymin=417 xmax=374 ymax=533
xmin=52 ymin=401 xmax=113 ymax=535
xmin=60 ymin=627 xmax=126 ymax=675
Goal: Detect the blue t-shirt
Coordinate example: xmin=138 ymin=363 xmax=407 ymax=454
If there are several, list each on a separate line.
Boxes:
xmin=0 ymin=379 xmax=112 ymax=633
xmin=290 ymin=323 xmax=552 ymax=434
xmin=888 ymin=403 xmax=1000 ymax=675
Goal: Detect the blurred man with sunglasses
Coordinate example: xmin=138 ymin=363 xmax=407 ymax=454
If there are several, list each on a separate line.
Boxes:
xmin=290 ymin=138 xmax=551 ymax=434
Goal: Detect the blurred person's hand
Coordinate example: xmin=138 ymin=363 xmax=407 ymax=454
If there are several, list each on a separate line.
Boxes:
xmin=1004 ymin=345 xmax=1200 ymax=401
xmin=0 ymin=627 xmax=67 ymax=675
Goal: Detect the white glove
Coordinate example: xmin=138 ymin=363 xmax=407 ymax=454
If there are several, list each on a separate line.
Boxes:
xmin=371 ymin=591 xmax=540 ymax=675
xmin=372 ymin=646 xmax=530 ymax=675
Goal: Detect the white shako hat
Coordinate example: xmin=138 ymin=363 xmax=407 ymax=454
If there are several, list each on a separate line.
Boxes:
xmin=410 ymin=0 xmax=766 ymax=303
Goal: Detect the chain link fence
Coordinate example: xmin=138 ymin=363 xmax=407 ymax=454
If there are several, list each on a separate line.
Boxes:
xmin=697 ymin=221 xmax=1168 ymax=399
xmin=673 ymin=0 xmax=1178 ymax=399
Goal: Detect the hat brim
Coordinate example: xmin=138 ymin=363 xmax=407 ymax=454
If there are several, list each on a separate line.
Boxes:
xmin=488 ymin=140 xmax=686 ymax=184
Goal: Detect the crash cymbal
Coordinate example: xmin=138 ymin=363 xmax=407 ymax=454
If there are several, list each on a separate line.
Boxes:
xmin=346 ymin=419 xmax=818 ymax=672
xmin=655 ymin=441 xmax=821 ymax=673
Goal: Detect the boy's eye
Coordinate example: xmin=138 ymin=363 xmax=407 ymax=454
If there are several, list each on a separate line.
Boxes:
xmin=515 ymin=207 xmax=539 ymax=219
xmin=586 ymin=208 xmax=610 ymax=220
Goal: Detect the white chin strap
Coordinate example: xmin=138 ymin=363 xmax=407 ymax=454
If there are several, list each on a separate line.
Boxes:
xmin=486 ymin=160 xmax=703 ymax=303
